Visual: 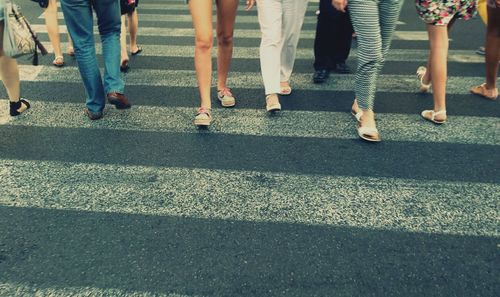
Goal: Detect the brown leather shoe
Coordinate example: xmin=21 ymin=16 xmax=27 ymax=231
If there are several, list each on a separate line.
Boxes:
xmin=107 ymin=92 xmax=131 ymax=109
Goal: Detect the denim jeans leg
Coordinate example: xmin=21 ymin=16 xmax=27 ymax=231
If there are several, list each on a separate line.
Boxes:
xmin=60 ymin=0 xmax=106 ymax=113
xmin=93 ymin=0 xmax=124 ymax=95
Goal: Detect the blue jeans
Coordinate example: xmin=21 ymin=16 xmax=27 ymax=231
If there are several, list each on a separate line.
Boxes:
xmin=61 ymin=0 xmax=124 ymax=113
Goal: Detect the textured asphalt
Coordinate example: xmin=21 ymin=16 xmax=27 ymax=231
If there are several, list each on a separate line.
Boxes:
xmin=0 ymin=0 xmax=499 ymax=296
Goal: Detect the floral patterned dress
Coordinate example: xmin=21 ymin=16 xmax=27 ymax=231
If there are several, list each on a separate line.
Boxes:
xmin=416 ymin=0 xmax=478 ymax=25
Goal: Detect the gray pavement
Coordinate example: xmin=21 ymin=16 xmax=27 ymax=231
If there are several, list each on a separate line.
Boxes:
xmin=0 ymin=0 xmax=499 ymax=296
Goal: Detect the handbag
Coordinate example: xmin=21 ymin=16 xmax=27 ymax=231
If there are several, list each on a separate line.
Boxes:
xmin=3 ymin=1 xmax=48 ymax=65
xmin=30 ymin=0 xmax=49 ymax=9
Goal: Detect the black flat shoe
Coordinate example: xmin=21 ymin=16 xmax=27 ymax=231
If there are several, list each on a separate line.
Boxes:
xmin=120 ymin=59 xmax=130 ymax=73
xmin=131 ymin=46 xmax=143 ymax=56
xmin=313 ymin=69 xmax=329 ymax=84
xmin=10 ymin=99 xmax=30 ymax=116
xmin=334 ymin=62 xmax=350 ymax=74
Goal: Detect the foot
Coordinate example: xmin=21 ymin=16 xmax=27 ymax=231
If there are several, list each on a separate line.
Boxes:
xmin=357 ymin=111 xmax=380 ymax=142
xmin=421 ymin=109 xmax=447 ymax=124
xmin=416 ymin=66 xmax=431 ymax=93
xmin=279 ymin=82 xmax=292 ymax=96
xmin=334 ymin=62 xmax=350 ymax=74
xmin=351 ymin=99 xmax=362 ymax=122
xmin=53 ymin=56 xmax=64 ymax=67
xmin=107 ymin=92 xmax=132 ymax=109
xmin=84 ymin=109 xmax=103 ymax=120
xmin=217 ymin=87 xmax=236 ymax=107
xmin=131 ymin=46 xmax=143 ymax=56
xmin=265 ymin=94 xmax=281 ymax=112
xmin=313 ymin=69 xmax=329 ymax=84
xmin=9 ymin=99 xmax=30 ymax=116
xmin=194 ymin=107 xmax=212 ymax=127
xmin=120 ymin=59 xmax=130 ymax=73
xmin=67 ymin=46 xmax=75 ymax=56
xmin=470 ymin=83 xmax=498 ymax=100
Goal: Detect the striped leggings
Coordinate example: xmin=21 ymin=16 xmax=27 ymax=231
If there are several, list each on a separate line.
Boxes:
xmin=349 ymin=0 xmax=403 ymax=110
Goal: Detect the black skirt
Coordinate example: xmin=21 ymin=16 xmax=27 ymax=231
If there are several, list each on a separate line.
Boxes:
xmin=121 ymin=0 xmax=139 ymax=15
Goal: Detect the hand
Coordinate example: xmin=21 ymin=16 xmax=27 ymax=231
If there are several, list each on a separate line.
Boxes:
xmin=496 ymin=0 xmax=500 ymax=7
xmin=331 ymin=0 xmax=348 ymax=13
xmin=245 ymin=0 xmax=255 ymax=11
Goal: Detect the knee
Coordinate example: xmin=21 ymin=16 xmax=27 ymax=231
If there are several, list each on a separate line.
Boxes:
xmin=260 ymin=29 xmax=280 ymax=47
xmin=359 ymin=52 xmax=384 ymax=70
xmin=195 ymin=35 xmax=213 ymax=52
xmin=217 ymin=32 xmax=233 ymax=47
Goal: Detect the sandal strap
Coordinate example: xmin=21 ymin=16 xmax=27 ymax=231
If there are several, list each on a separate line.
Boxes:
xmin=197 ymin=107 xmax=211 ymax=117
xmin=352 ymin=109 xmax=363 ymax=122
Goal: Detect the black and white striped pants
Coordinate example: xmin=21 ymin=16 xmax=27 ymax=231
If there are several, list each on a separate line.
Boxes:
xmin=349 ymin=0 xmax=404 ymax=110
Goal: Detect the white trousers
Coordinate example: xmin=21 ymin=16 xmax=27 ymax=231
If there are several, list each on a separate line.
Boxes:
xmin=256 ymin=0 xmax=309 ymax=95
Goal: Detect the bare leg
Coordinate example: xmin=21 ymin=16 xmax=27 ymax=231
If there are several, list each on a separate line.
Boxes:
xmin=128 ymin=10 xmax=139 ymax=53
xmin=426 ymin=23 xmax=449 ymax=120
xmin=120 ymin=15 xmax=129 ymax=66
xmin=189 ymin=0 xmax=213 ymax=109
xmin=45 ymin=0 xmax=63 ymax=59
xmin=0 ymin=22 xmax=20 ymax=103
xmin=215 ymin=0 xmax=238 ymax=91
xmin=485 ymin=5 xmax=500 ymax=90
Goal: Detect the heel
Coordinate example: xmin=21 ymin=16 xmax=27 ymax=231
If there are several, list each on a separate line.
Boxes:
xmin=10 ymin=99 xmax=31 ymax=116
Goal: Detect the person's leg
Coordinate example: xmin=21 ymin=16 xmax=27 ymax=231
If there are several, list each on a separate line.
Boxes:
xmin=377 ymin=0 xmax=402 ymax=79
xmin=0 ymin=21 xmax=20 ymax=103
xmin=331 ymin=8 xmax=354 ymax=71
xmin=314 ymin=0 xmax=334 ymax=71
xmin=189 ymin=0 xmax=213 ymax=110
xmin=485 ymin=4 xmax=500 ymax=90
xmin=215 ymin=0 xmax=238 ymax=91
xmin=424 ymin=24 xmax=449 ymax=121
xmin=45 ymin=0 xmax=64 ymax=65
xmin=120 ymin=14 xmax=129 ymax=69
xmin=128 ymin=9 xmax=140 ymax=53
xmin=61 ymin=0 xmax=106 ymax=114
xmin=93 ymin=0 xmax=124 ymax=96
xmin=349 ymin=0 xmax=382 ymax=118
xmin=256 ymin=0 xmax=282 ymax=95
xmin=280 ymin=0 xmax=309 ymax=86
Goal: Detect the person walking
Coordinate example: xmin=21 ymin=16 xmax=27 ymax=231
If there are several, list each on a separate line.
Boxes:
xmin=255 ymin=0 xmax=310 ymax=112
xmin=416 ymin=0 xmax=477 ymax=124
xmin=333 ymin=0 xmax=403 ymax=142
xmin=60 ymin=0 xmax=131 ymax=120
xmin=470 ymin=0 xmax=499 ymax=101
xmin=188 ymin=0 xmax=254 ymax=127
xmin=120 ymin=0 xmax=142 ymax=72
xmin=313 ymin=0 xmax=353 ymax=84
xmin=0 ymin=0 xmax=31 ymax=116
xmin=41 ymin=0 xmax=74 ymax=67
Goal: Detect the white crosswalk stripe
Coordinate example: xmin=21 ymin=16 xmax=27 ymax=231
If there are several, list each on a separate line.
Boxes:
xmin=1 ymin=100 xmax=498 ymax=145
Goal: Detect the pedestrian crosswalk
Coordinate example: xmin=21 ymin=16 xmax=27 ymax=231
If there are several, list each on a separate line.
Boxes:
xmin=0 ymin=0 xmax=498 ymax=296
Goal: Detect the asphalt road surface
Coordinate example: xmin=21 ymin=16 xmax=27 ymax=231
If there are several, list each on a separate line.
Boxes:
xmin=0 ymin=0 xmax=499 ymax=296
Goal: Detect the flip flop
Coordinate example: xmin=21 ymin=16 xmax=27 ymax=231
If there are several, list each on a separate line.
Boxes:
xmin=131 ymin=46 xmax=143 ymax=56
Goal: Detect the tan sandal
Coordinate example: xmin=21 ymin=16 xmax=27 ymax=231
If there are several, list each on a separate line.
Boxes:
xmin=53 ymin=56 xmax=64 ymax=67
xmin=470 ymin=83 xmax=498 ymax=101
xmin=278 ymin=82 xmax=292 ymax=96
xmin=421 ymin=109 xmax=446 ymax=124
xmin=357 ymin=122 xmax=380 ymax=142
xmin=194 ymin=107 xmax=212 ymax=127
xmin=265 ymin=94 xmax=281 ymax=112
